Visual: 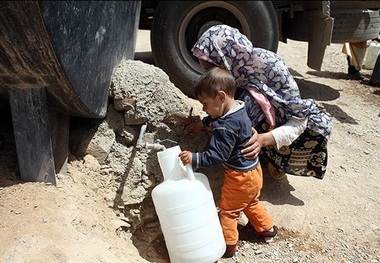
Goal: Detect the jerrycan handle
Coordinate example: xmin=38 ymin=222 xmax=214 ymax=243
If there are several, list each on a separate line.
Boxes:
xmin=179 ymin=160 xmax=195 ymax=181
xmin=176 ymin=156 xmax=196 ymax=181
xmin=185 ymin=164 xmax=196 ymax=181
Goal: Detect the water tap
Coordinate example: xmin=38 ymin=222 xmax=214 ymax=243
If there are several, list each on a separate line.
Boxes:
xmin=136 ymin=123 xmax=177 ymax=151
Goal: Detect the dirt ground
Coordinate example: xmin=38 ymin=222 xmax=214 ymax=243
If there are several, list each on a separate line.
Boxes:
xmin=0 ymin=30 xmax=379 ymax=263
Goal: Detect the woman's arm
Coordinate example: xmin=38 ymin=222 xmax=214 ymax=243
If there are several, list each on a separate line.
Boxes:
xmin=270 ymin=116 xmax=307 ymax=149
xmin=242 ymin=116 xmax=307 ymax=159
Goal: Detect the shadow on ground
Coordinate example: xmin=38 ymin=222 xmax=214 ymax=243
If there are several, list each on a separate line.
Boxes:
xmin=134 ymin=51 xmax=155 ymax=65
xmin=260 ymin=165 xmax=305 ymax=206
xmin=295 ymin=78 xmax=340 ymax=101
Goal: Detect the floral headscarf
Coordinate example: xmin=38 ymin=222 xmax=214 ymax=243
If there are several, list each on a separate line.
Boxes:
xmin=192 ymin=24 xmax=332 ymax=138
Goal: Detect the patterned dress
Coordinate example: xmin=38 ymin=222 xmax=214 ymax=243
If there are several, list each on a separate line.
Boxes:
xmin=192 ymin=24 xmax=333 ymax=179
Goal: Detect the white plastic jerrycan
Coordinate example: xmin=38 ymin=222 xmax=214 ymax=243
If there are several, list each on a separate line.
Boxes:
xmin=152 ymin=145 xmax=225 ymax=263
xmin=363 ymin=41 xmax=380 ymax=69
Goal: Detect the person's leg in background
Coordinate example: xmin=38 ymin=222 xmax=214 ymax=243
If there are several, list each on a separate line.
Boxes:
xmin=347 ymin=55 xmax=360 ymax=75
xmin=342 ymin=41 xmax=368 ymax=79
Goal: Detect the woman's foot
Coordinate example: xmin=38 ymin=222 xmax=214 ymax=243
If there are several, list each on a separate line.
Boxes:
xmin=222 ymin=244 xmax=237 ymax=258
xmin=267 ymin=163 xmax=286 ymax=180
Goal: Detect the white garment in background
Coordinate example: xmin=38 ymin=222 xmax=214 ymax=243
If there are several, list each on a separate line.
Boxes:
xmin=342 ymin=41 xmax=367 ymax=71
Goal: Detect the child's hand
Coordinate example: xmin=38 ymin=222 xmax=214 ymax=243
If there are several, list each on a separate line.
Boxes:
xmin=179 ymin=151 xmax=192 ymax=165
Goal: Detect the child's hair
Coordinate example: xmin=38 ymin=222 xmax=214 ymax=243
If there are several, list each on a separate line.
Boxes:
xmin=195 ymin=67 xmax=236 ymax=99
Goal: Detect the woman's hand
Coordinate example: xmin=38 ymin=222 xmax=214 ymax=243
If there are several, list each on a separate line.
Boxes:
xmin=185 ymin=121 xmax=204 ymax=134
xmin=242 ymin=128 xmax=261 ymax=159
xmin=179 ymin=151 xmax=193 ymax=165
xmin=242 ymin=128 xmax=276 ymax=159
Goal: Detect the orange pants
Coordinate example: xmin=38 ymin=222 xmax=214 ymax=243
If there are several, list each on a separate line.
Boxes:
xmin=218 ymin=164 xmax=274 ymax=245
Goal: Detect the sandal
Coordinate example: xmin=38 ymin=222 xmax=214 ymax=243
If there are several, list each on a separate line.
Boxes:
xmin=267 ymin=163 xmax=287 ymax=180
xmin=222 ymin=244 xmax=237 ymax=258
xmin=258 ymin=225 xmax=278 ymax=238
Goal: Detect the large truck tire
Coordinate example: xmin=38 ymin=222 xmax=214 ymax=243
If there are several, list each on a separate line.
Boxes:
xmin=331 ymin=9 xmax=380 ymax=43
xmin=285 ymin=9 xmax=380 ymax=43
xmin=151 ymin=1 xmax=279 ymax=98
xmin=0 ymin=1 xmax=141 ymax=183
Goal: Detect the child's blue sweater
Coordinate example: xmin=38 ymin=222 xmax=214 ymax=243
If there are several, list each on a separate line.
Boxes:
xmin=192 ymin=101 xmax=259 ymax=172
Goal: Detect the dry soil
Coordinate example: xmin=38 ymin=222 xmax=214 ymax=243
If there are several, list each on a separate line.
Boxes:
xmin=0 ymin=30 xmax=379 ymax=263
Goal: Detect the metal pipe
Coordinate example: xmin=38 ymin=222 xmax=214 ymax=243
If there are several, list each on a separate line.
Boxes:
xmin=136 ymin=123 xmax=167 ymax=151
xmin=137 ymin=123 xmax=148 ymax=148
xmin=144 ymin=143 xmax=166 ymax=151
